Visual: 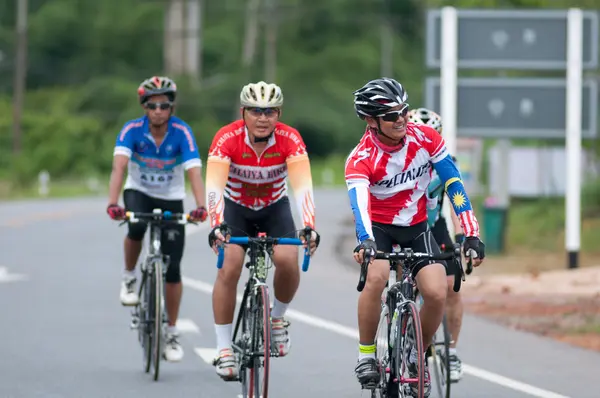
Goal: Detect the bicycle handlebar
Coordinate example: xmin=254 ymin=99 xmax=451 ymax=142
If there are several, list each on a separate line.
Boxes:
xmin=216 ymin=236 xmax=311 ymax=272
xmin=356 ymin=247 xmax=461 ymax=293
xmin=120 ymin=210 xmax=193 ymax=226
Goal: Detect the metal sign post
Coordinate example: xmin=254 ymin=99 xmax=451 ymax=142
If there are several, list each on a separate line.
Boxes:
xmin=426 ymin=7 xmax=597 ymax=268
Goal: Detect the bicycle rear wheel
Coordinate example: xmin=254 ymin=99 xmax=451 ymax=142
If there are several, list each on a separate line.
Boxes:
xmin=248 ymin=285 xmax=271 ymax=398
xmin=395 ymin=302 xmax=425 ymax=398
xmin=428 ymin=315 xmax=451 ymax=398
xmin=151 ymin=260 xmax=164 ymax=381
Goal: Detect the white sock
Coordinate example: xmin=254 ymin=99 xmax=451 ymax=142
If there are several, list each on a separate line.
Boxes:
xmin=449 ymin=347 xmax=458 ymax=356
xmin=123 ymin=270 xmax=135 ymax=280
xmin=271 ymin=298 xmax=289 ymax=319
xmin=215 ymin=324 xmax=233 ymax=352
xmin=167 ymin=325 xmax=178 ymax=335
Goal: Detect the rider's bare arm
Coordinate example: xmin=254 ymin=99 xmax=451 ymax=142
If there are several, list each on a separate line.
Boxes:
xmin=176 ymin=125 xmax=205 ymax=208
xmin=187 ymin=167 xmax=206 ymax=208
xmin=109 ymin=121 xmax=137 ymax=204
xmin=108 ymin=155 xmax=128 ymax=205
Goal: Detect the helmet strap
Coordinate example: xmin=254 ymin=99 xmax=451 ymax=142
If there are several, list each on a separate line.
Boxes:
xmin=252 ymin=130 xmax=274 ymax=143
xmin=375 ymin=119 xmax=404 ymax=146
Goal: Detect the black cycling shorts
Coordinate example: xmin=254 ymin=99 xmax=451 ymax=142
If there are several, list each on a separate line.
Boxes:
xmin=123 ymin=189 xmax=185 ymax=284
xmin=372 ymin=221 xmax=446 ymax=278
xmin=223 ymin=197 xmax=296 ymax=252
xmin=430 ymin=216 xmax=457 ymax=277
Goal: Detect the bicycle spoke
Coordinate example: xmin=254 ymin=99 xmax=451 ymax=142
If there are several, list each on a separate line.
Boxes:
xmin=395 ymin=302 xmax=425 ymax=398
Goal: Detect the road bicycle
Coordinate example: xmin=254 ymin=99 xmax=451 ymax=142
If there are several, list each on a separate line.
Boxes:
xmin=215 ymin=227 xmax=312 ymax=398
xmin=414 ymin=243 xmax=472 ymax=398
xmin=357 ymin=245 xmax=462 ymax=398
xmin=120 ymin=209 xmax=194 ymax=381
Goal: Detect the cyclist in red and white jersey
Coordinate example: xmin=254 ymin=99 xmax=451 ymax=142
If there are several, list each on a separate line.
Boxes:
xmin=345 ymin=77 xmax=485 ymax=396
xmin=205 ymin=81 xmax=321 ymax=380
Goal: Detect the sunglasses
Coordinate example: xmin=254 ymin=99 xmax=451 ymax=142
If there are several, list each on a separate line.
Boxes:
xmin=146 ymin=102 xmax=172 ymax=110
xmin=378 ymin=105 xmax=409 ymax=122
xmin=246 ymin=107 xmax=279 ymax=116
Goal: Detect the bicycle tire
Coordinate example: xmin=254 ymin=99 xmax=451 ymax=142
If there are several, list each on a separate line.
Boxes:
xmin=248 ymin=285 xmax=271 ymax=398
xmin=428 ymin=314 xmax=451 ymax=398
xmin=374 ymin=305 xmax=390 ymax=395
xmin=395 ymin=301 xmax=425 ymax=398
xmin=236 ymin=289 xmax=252 ymax=398
xmin=139 ymin=271 xmax=152 ymax=373
xmin=151 ymin=259 xmax=164 ymax=381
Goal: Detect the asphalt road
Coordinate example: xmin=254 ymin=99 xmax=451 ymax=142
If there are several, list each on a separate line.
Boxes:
xmin=1 ymin=189 xmax=598 ymax=397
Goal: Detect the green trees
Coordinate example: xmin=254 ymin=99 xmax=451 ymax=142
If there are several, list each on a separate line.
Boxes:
xmin=0 ymin=0 xmax=591 ymax=183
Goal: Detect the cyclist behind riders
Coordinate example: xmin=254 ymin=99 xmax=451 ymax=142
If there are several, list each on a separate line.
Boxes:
xmin=408 ymin=107 xmax=466 ymax=383
xmin=205 ymin=81 xmax=321 ymax=380
xmin=345 ymin=78 xmax=485 ymax=396
xmin=106 ymin=76 xmax=208 ymax=362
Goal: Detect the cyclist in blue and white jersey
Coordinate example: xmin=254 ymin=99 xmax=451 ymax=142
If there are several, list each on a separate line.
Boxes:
xmin=106 ymin=76 xmax=208 ymax=362
xmin=409 ymin=107 xmax=465 ymax=382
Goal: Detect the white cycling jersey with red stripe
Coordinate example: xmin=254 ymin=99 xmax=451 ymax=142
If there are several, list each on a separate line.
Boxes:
xmin=344 ymin=124 xmax=480 ymax=242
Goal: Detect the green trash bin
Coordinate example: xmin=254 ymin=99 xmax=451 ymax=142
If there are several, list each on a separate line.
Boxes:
xmin=482 ymin=205 xmax=508 ymax=254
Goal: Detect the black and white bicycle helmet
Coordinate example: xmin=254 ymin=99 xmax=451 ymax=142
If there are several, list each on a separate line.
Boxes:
xmin=353 ymin=77 xmax=409 ymax=119
xmin=408 ymin=108 xmax=443 ymax=134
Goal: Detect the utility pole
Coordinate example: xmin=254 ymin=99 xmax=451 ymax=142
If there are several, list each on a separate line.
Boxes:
xmin=264 ymin=0 xmax=277 ymax=82
xmin=12 ymin=0 xmax=28 ymax=155
xmin=185 ymin=0 xmax=202 ymax=83
xmin=235 ymin=0 xmax=261 ymax=119
xmin=164 ymin=0 xmax=185 ymax=75
xmin=242 ymin=0 xmax=260 ymax=72
xmin=380 ymin=0 xmax=393 ymax=77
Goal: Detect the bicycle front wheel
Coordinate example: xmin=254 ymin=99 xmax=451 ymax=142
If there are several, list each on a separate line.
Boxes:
xmin=151 ymin=260 xmax=164 ymax=381
xmin=138 ymin=270 xmax=152 ymax=373
xmin=248 ymin=285 xmax=271 ymax=398
xmin=395 ymin=302 xmax=425 ymax=398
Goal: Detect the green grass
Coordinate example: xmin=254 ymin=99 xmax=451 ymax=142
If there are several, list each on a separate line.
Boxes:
xmin=0 ymin=177 xmax=107 ymax=200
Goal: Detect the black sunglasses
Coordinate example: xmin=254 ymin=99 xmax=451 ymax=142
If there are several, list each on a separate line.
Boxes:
xmin=379 ymin=105 xmax=409 ymax=122
xmin=146 ymin=102 xmax=172 ymax=110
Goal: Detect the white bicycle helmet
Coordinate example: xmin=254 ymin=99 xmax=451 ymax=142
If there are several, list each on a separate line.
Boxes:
xmin=240 ymin=81 xmax=284 ymax=108
xmin=408 ymin=108 xmax=443 ymax=134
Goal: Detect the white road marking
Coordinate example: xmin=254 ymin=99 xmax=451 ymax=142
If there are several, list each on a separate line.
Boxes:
xmin=181 ymin=275 xmax=571 ymax=398
xmin=194 ymin=347 xmax=217 ymax=365
xmin=176 ymin=318 xmax=200 ymax=334
xmin=0 ymin=266 xmax=29 ymax=283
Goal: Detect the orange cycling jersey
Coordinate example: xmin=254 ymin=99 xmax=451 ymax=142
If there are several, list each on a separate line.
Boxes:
xmin=205 ymin=119 xmax=316 ymax=230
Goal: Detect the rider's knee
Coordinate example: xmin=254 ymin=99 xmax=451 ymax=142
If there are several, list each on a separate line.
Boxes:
xmin=127 ymin=223 xmax=146 ymax=241
xmin=217 ymin=245 xmax=246 ymax=284
xmin=365 ymin=260 xmax=389 ymax=292
xmin=272 ymin=245 xmax=299 ymax=271
xmin=418 ymin=263 xmax=447 ymax=305
xmin=165 ymin=261 xmax=181 ymax=283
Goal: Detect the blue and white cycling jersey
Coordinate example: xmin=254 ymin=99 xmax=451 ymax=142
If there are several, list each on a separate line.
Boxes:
xmin=113 ymin=115 xmax=202 ymax=201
